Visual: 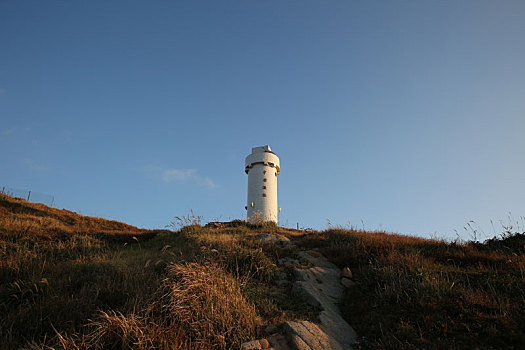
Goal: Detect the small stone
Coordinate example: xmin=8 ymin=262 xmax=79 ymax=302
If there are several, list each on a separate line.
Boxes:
xmin=340 ymin=267 xmax=352 ymax=279
xmin=240 ymin=340 xmax=262 ymax=350
xmin=341 ymin=277 xmax=356 ymax=288
xmin=259 ymin=338 xmax=270 ymax=349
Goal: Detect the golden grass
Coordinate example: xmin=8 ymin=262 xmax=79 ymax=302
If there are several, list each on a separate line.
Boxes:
xmin=0 ymin=194 xmax=311 ymax=349
xmin=160 ymin=262 xmax=261 ymax=348
xmin=0 ymin=194 xmax=145 ymax=238
xmin=298 ymin=228 xmax=525 ymax=349
xmin=5 ymin=192 xmax=523 ymax=348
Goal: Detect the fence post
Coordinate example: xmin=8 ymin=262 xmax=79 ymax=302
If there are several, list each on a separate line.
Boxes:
xmin=51 ymin=196 xmax=55 ymax=207
xmin=27 ymin=191 xmax=31 ymax=201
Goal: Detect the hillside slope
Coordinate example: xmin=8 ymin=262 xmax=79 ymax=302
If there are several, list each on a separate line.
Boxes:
xmin=304 ymin=230 xmax=525 ymax=349
xmin=1 ymin=194 xmax=524 ymax=349
xmin=0 ymin=194 xmax=146 ymax=237
xmin=0 ymin=195 xmax=313 ymax=349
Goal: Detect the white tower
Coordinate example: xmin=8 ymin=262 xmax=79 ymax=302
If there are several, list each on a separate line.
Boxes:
xmin=245 ymin=145 xmax=280 ymax=223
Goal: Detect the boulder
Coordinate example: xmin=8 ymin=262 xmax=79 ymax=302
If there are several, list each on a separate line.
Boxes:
xmin=290 ymin=334 xmax=312 ymax=350
xmin=284 ymin=321 xmax=344 ymax=350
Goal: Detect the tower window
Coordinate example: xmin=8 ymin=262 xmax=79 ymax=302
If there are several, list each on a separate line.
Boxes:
xmin=262 ymin=193 xmax=266 ymax=197
xmin=263 ymin=170 xmax=266 ymax=174
xmin=263 ymin=186 xmax=266 ymax=189
xmin=263 ymin=178 xmax=267 ymax=182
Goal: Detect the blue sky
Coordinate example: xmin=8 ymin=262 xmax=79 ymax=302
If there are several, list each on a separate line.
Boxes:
xmin=1 ymin=0 xmax=524 ymax=240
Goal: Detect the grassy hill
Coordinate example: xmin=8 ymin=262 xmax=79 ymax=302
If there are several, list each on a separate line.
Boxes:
xmin=1 ymin=193 xmax=524 ymax=349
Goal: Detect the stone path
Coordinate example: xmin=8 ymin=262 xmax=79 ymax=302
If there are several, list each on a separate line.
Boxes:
xmin=242 ymin=234 xmax=356 ymax=350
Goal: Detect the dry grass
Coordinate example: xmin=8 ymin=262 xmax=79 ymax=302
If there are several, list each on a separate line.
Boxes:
xmin=0 ymin=194 xmax=146 ymax=238
xmin=160 ymin=262 xmax=261 ymax=348
xmin=22 ymin=263 xmax=262 ymax=350
xmin=7 ymin=192 xmax=522 ymax=348
xmin=296 ymin=228 xmax=525 ymax=349
xmin=0 ymin=194 xmax=311 ymax=349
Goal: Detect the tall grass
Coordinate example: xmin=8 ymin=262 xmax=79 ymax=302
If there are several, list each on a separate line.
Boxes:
xmin=300 ymin=228 xmax=525 ymax=349
xmin=10 ymin=191 xmax=523 ymax=348
xmin=1 ymin=195 xmax=312 ymax=349
xmin=160 ymin=262 xmax=260 ymax=348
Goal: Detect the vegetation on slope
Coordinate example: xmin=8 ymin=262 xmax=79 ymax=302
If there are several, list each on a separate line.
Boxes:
xmin=1 ymin=193 xmax=524 ymax=349
xmin=0 ymin=194 xmax=314 ymax=349
xmin=297 ymin=228 xmax=525 ymax=349
xmin=0 ymin=193 xmax=148 ymax=238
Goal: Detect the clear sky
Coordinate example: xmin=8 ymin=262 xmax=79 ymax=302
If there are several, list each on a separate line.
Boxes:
xmin=1 ymin=0 xmax=524 ymax=240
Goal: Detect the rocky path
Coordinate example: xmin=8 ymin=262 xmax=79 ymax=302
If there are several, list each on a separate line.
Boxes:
xmin=241 ymin=234 xmax=357 ymax=350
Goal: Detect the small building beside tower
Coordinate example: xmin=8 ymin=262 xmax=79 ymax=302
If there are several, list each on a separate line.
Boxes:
xmin=245 ymin=145 xmax=280 ymax=223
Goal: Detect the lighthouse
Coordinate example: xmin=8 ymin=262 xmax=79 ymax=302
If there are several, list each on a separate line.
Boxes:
xmin=245 ymin=145 xmax=280 ymax=223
